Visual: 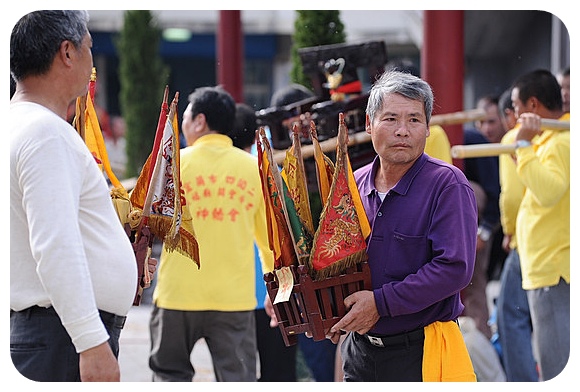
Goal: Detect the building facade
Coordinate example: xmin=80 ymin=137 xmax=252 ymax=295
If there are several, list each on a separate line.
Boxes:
xmin=86 ymin=10 xmax=569 ymax=118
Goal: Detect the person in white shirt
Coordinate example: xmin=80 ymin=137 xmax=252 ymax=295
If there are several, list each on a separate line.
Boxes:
xmin=10 ymin=10 xmax=154 ymax=382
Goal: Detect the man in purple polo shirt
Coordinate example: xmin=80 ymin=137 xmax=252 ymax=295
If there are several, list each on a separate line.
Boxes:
xmin=328 ymin=70 xmax=478 ymax=381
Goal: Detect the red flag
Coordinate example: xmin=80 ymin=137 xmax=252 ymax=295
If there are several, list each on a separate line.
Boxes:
xmin=127 ymin=89 xmax=200 ymax=305
xmin=139 ymin=95 xmax=200 ymax=267
xmin=130 ymin=86 xmax=170 ymax=211
xmin=308 ymin=113 xmax=368 ymax=280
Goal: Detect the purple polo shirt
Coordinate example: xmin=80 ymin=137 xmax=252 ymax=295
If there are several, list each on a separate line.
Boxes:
xmin=354 ymin=153 xmax=477 ymax=335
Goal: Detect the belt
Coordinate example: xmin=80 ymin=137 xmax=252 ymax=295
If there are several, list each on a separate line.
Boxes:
xmin=11 ymin=306 xmax=126 ymax=329
xmin=361 ymin=328 xmax=425 ymax=348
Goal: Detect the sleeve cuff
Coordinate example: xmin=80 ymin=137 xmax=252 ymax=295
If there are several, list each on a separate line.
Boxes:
xmin=63 ymin=311 xmax=110 ymax=353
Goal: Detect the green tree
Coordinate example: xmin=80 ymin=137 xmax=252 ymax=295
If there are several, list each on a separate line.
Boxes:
xmin=116 ymin=10 xmax=169 ymax=177
xmin=290 ymin=11 xmax=346 ymax=88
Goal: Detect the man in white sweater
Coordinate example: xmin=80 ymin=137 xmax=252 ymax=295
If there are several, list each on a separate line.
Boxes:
xmin=10 ymin=11 xmax=144 ymax=382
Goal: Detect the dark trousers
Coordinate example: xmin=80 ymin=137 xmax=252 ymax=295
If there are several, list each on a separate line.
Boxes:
xmin=298 ymin=333 xmax=337 ymax=381
xmin=255 ymin=308 xmax=297 ymax=381
xmin=149 ymin=306 xmax=257 ymax=382
xmin=341 ymin=329 xmax=424 ymax=382
xmin=10 ymin=306 xmax=125 ymax=382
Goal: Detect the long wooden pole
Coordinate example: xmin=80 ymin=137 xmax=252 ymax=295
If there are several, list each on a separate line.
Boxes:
xmin=272 ymin=108 xmax=487 ymax=164
xmin=450 ymin=119 xmax=570 ymax=159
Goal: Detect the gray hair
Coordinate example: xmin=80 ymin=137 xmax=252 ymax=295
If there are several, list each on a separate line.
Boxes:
xmin=10 ymin=10 xmax=90 ymax=81
xmin=366 ymin=70 xmax=434 ymax=124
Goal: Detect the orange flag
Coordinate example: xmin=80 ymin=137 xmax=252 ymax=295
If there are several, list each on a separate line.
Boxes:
xmin=310 ymin=120 xmax=335 ymax=206
xmin=308 ymin=113 xmax=369 ymax=280
xmin=74 ymin=67 xmax=131 ymax=225
xmin=257 ymin=127 xmax=299 ymax=269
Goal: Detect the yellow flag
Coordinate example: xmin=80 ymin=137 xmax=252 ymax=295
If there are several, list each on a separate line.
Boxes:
xmin=310 ymin=120 xmax=335 ymax=206
xmin=346 ymin=154 xmax=371 ymax=240
xmin=280 ymin=123 xmax=315 ymax=265
xmin=282 ymin=123 xmax=314 ymax=233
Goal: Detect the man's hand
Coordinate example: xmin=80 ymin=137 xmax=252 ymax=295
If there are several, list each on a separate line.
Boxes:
xmin=264 ymin=293 xmax=278 ymax=328
xmin=328 ymin=290 xmax=379 ymax=342
xmin=79 ymin=342 xmax=120 ymax=381
xmin=148 ymin=257 xmax=158 ymax=275
xmin=476 ymin=236 xmax=486 ymax=251
xmin=516 ymin=113 xmax=542 ymax=141
xmin=142 ymin=257 xmax=158 ymax=289
xmin=502 ymin=234 xmax=512 ymax=253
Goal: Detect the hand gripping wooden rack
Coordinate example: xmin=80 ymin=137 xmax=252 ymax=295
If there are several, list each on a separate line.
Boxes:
xmin=264 ymin=261 xmax=372 ymax=347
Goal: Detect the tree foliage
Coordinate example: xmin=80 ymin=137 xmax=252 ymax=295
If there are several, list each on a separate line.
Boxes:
xmin=290 ymin=11 xmax=346 ymax=88
xmin=116 ymin=10 xmax=168 ymax=177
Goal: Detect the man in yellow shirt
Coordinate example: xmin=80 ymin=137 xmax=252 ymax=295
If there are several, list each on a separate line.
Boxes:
xmin=424 ymin=124 xmax=452 ymax=163
xmin=148 ymin=86 xmax=274 ymax=381
xmin=495 ymin=88 xmax=538 ymax=381
xmin=557 ymin=67 xmax=570 ymax=113
xmin=510 ymin=69 xmax=570 ymax=381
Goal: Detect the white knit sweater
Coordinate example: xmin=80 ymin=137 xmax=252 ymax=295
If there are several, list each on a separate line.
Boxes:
xmin=10 ymin=102 xmax=137 ymax=353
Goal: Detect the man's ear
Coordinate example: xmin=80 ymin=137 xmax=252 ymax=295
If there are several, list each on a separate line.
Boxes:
xmin=528 ymin=97 xmax=539 ymax=113
xmin=189 ymin=112 xmax=210 ymax=137
xmin=59 ymin=41 xmax=73 ymax=65
xmin=194 ymin=113 xmax=206 ymax=131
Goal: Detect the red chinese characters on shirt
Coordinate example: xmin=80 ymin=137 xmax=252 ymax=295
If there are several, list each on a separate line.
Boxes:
xmin=183 ymin=173 xmax=256 ymax=222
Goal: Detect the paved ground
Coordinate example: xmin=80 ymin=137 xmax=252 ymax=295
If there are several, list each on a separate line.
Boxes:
xmin=118 ymin=301 xmax=216 ymax=382
xmin=118 ymin=241 xmax=216 ymax=383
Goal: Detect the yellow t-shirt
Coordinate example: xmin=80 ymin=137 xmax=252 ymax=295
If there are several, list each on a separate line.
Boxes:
xmin=153 ymin=134 xmax=274 ymax=311
xmin=498 ymin=126 xmax=525 ymax=249
xmin=425 ymin=125 xmax=452 ymax=164
xmin=515 ymin=113 xmax=570 ymax=290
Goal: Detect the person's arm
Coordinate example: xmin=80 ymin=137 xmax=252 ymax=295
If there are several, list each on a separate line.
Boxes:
xmin=515 ymin=115 xmax=570 ymax=206
xmin=386 ymin=184 xmax=477 ymax=316
xmin=498 ymin=129 xmax=524 ymax=250
xmin=23 ymin=126 xmax=110 ymax=352
xmin=254 ymin=181 xmax=275 ymax=275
